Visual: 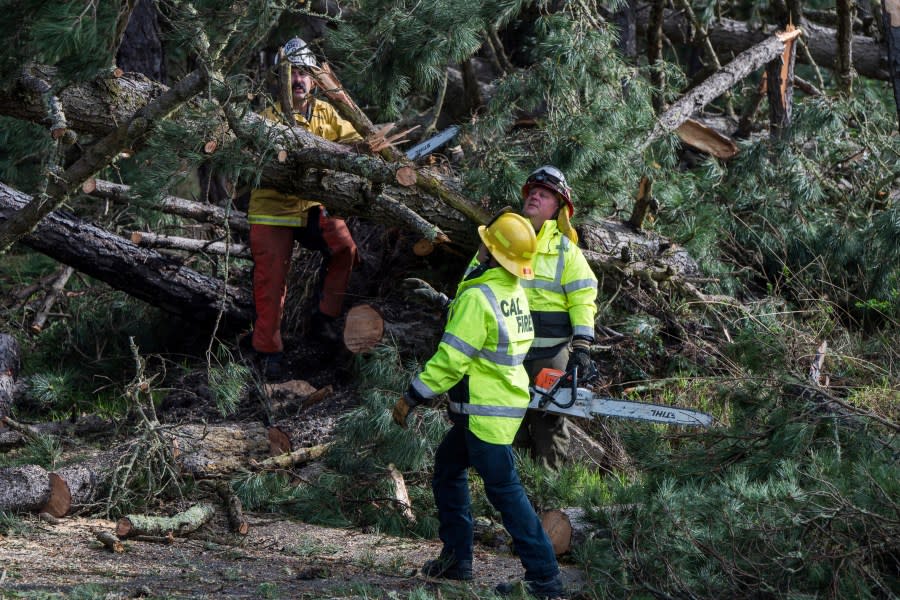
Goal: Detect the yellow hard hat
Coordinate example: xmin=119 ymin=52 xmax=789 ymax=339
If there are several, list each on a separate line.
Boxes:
xmin=478 ymin=212 xmax=537 ymax=280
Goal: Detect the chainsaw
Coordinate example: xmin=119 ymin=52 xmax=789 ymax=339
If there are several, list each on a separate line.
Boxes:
xmin=528 ymin=367 xmax=713 ymax=427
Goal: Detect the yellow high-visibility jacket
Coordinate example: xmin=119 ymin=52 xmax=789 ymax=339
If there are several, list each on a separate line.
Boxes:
xmin=248 ymin=99 xmax=362 ymax=227
xmin=412 ymin=264 xmax=535 ymax=445
xmin=521 ymin=220 xmax=597 ymax=357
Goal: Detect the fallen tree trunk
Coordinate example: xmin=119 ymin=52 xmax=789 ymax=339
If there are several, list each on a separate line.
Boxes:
xmin=116 ymin=502 xmax=216 ymax=538
xmin=0 ymin=182 xmax=254 ymax=324
xmin=43 ymin=452 xmax=118 ymax=518
xmin=86 ymin=178 xmax=249 ymax=234
xmin=254 ymin=443 xmax=330 ymax=470
xmin=0 ymin=415 xmax=113 ymax=451
xmin=0 ymin=333 xmax=21 ymax=421
xmin=0 ymin=464 xmax=50 ymax=513
xmin=636 ymin=7 xmax=890 ymax=81
xmin=167 ymin=422 xmax=271 ymax=477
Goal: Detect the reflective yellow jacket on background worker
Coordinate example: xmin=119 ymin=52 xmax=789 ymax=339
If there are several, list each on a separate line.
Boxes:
xmin=521 ymin=219 xmax=597 ymax=358
xmin=248 ymin=100 xmax=362 ymax=227
xmin=460 ymin=219 xmax=597 ymax=360
xmin=411 ymin=264 xmax=535 ymax=445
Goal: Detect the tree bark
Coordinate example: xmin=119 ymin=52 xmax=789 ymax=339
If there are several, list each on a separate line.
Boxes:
xmin=43 ymin=452 xmax=118 ymax=517
xmin=116 ymin=502 xmax=216 ymax=538
xmin=0 ymin=465 xmax=50 ymax=513
xmin=167 ymin=423 xmax=271 ymax=477
xmin=767 ymin=26 xmax=798 ymax=139
xmin=130 ymin=231 xmax=252 ymax=260
xmin=644 ymin=29 xmax=802 ymax=148
xmin=635 ymin=6 xmax=890 ymax=81
xmin=884 ymin=0 xmax=900 ymax=130
xmin=0 ymin=183 xmax=254 ymax=324
xmin=0 ymin=333 xmax=21 ymax=421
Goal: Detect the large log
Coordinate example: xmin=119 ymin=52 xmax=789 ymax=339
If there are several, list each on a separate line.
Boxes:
xmin=0 ymin=465 xmax=50 ymax=513
xmin=0 ymin=333 xmax=21 ymax=421
xmin=636 ymin=7 xmax=890 ymax=81
xmin=43 ymin=452 xmax=118 ymax=518
xmin=0 ymin=183 xmax=254 ymax=323
xmin=167 ymin=422 xmax=271 ymax=477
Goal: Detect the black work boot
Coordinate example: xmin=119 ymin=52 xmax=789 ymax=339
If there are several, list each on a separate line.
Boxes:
xmin=420 ymin=554 xmax=473 ymax=581
xmin=308 ymin=310 xmax=342 ymax=346
xmin=258 ymin=352 xmax=284 ymax=382
xmin=495 ymin=574 xmax=565 ymax=599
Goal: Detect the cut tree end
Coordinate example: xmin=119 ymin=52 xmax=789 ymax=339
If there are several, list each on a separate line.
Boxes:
xmin=413 ymin=239 xmax=434 ymax=256
xmin=41 ymin=472 xmax=72 ymax=518
xmin=342 ymin=304 xmax=385 ymax=354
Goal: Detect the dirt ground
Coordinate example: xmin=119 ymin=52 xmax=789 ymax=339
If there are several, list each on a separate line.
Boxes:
xmin=1 ymin=339 xmax=588 ymax=599
xmin=0 ymin=510 xmax=586 ymax=599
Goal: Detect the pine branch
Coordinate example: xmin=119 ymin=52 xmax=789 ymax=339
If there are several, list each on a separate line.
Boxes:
xmin=0 ymin=67 xmax=209 ymax=252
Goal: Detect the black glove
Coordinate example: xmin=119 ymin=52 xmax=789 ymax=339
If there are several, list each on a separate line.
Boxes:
xmin=566 ymin=337 xmax=597 ymax=380
xmin=402 ymin=278 xmax=450 ymax=310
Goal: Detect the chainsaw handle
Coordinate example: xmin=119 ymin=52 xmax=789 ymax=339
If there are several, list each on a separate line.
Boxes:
xmin=534 ymin=366 xmax=579 ymax=410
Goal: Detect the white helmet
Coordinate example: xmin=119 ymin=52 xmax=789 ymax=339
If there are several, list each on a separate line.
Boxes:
xmin=281 ymin=37 xmax=317 ymax=69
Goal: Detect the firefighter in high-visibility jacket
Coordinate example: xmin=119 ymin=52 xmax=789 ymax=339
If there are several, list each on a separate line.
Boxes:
xmin=392 ymin=213 xmax=565 ymax=599
xmin=517 ymin=165 xmax=598 ymax=470
xmin=249 ymin=37 xmax=363 ymax=380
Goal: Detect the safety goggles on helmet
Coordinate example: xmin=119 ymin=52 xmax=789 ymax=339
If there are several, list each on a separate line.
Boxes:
xmin=522 ymin=165 xmax=574 ymax=217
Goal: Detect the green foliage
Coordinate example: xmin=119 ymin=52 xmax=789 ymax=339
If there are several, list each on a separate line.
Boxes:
xmin=0 ymin=117 xmax=54 ymax=193
xmin=0 ymin=1 xmax=123 ymax=84
xmin=18 ymin=434 xmax=62 ymax=470
xmin=0 ymin=511 xmax=30 ymax=536
xmin=578 ymin=377 xmax=899 ymax=599
xmin=207 ymin=360 xmax=250 ymax=418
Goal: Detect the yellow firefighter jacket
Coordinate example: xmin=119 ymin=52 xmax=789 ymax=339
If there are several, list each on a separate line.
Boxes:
xmin=411 ymin=264 xmax=535 ymax=445
xmin=248 ymin=100 xmax=362 ymax=227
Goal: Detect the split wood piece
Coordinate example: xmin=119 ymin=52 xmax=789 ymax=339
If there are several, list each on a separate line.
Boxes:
xmin=644 ymin=27 xmax=803 ymax=148
xmin=116 ymin=503 xmax=215 ymax=539
xmin=0 ymin=333 xmax=21 ymax=421
xmin=809 ymin=340 xmax=828 ymax=386
xmin=882 ymin=0 xmax=900 ymax=129
xmin=212 ymin=481 xmax=249 ymax=536
xmin=628 ymin=176 xmax=656 ymax=231
xmin=675 ymin=118 xmax=739 ymax=159
xmin=0 ymin=464 xmax=50 ymax=513
xmin=43 ymin=453 xmax=117 ymax=518
xmin=130 ymin=232 xmax=252 ymax=260
xmin=31 ymin=265 xmax=75 ymax=333
xmin=84 ymin=178 xmax=249 ymax=234
xmin=387 ymin=463 xmax=416 ymax=523
xmin=267 ymin=426 xmax=291 ymax=456
xmin=302 ymin=385 xmax=333 ymax=411
xmin=767 ymin=23 xmax=798 ymax=138
xmin=343 ymin=304 xmax=385 ymax=354
xmin=96 ymin=530 xmax=124 ymax=553
xmin=167 ymin=423 xmax=271 ymax=477
xmin=253 ymin=443 xmax=330 ymax=470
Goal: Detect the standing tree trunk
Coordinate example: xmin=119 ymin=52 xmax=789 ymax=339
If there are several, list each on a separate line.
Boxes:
xmin=884 ymin=0 xmax=900 ymax=130
xmin=836 ymin=0 xmax=856 ymax=93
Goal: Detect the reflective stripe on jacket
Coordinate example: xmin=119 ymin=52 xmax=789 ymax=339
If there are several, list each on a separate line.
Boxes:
xmin=522 ymin=220 xmax=597 ymax=354
xmin=412 ymin=265 xmax=534 ymax=445
xmin=248 ymin=100 xmax=362 ymax=227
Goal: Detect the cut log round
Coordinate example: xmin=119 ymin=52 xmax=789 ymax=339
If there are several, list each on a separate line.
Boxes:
xmin=43 ymin=453 xmax=116 ymax=518
xmin=540 ymin=509 xmax=573 ymax=556
xmin=343 ymin=304 xmax=385 ymax=354
xmin=0 ymin=465 xmax=50 ymax=513
xmin=395 ymin=166 xmax=417 ymax=186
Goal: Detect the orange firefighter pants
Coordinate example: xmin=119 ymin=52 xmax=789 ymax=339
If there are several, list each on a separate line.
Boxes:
xmin=250 ymin=208 xmax=358 ymax=353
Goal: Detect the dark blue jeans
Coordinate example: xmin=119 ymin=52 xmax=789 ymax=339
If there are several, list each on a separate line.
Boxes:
xmin=432 ymin=424 xmax=560 ymax=581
